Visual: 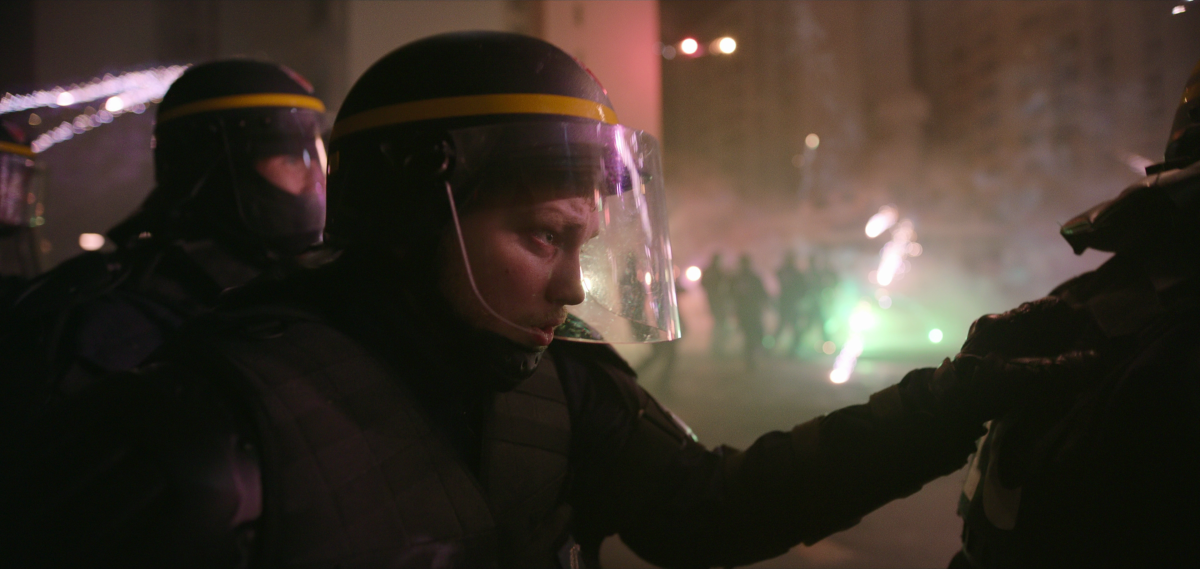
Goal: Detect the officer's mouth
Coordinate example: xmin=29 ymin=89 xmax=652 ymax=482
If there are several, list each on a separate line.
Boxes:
xmin=530 ymin=320 xmax=565 ymax=346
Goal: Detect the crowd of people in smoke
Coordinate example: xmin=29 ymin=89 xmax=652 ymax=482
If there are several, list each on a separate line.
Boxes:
xmin=699 ymin=250 xmax=839 ymax=370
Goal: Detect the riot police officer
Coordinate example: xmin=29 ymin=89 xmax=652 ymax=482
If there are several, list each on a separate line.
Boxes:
xmin=774 ymin=250 xmax=808 ymax=356
xmin=0 ymin=60 xmax=328 ymax=407
xmin=701 ymin=252 xmax=731 ymax=354
xmin=0 ymin=122 xmax=40 ymax=292
xmin=953 ymin=60 xmax=1200 ymax=569
xmin=3 ymin=33 xmax=1093 ymax=568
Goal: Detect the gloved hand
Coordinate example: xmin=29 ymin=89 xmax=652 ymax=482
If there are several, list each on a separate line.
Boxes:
xmin=899 ymin=350 xmax=1097 ymax=426
xmin=959 ymin=296 xmax=1093 ymax=359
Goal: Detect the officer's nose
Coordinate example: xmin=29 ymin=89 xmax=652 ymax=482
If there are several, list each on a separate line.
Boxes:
xmin=549 ymin=251 xmax=586 ymax=307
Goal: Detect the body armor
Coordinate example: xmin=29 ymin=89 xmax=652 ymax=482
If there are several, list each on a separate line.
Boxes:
xmin=152 ymin=304 xmax=576 ymax=568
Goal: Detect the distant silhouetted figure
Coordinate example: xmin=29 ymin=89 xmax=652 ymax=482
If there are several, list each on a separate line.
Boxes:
xmin=731 ymin=253 xmax=769 ymax=370
xmin=774 ymin=250 xmax=808 ymax=356
xmin=800 ymin=253 xmax=835 ymax=347
xmin=700 ymin=252 xmax=731 ymax=355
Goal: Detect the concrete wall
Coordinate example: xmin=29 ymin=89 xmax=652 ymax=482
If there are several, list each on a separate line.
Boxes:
xmin=344 ymin=0 xmax=511 ymax=113
xmin=343 ymin=0 xmax=662 ymax=139
xmin=541 ymin=1 xmax=662 ymax=139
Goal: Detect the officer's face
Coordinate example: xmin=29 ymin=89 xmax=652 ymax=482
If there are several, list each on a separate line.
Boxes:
xmin=254 ymin=136 xmax=327 ymax=196
xmin=439 ymin=194 xmax=599 ymax=348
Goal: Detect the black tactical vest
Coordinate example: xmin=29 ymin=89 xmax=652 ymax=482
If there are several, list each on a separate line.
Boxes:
xmin=201 ymin=316 xmax=574 ymax=568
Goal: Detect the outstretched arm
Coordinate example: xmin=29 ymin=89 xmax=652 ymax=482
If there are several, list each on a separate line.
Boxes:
xmin=559 ymin=345 xmax=978 ymax=568
xmin=558 ymin=300 xmax=1093 ymax=568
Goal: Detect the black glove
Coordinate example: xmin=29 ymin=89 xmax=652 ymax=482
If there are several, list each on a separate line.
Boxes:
xmin=899 ymin=350 xmax=1097 ymax=426
xmin=959 ymin=296 xmax=1093 ymax=359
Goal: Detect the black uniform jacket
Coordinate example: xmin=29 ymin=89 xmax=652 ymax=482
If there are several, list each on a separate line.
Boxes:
xmin=2 ymin=251 xmax=984 ymax=568
xmin=0 ymin=239 xmax=262 ymax=404
xmin=957 ymin=252 xmax=1200 ymax=568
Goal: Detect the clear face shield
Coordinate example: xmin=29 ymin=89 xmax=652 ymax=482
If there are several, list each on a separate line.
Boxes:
xmin=0 ymin=151 xmax=36 ymax=231
xmin=225 ymin=108 xmax=328 ymax=255
xmin=442 ymin=121 xmax=680 ymax=344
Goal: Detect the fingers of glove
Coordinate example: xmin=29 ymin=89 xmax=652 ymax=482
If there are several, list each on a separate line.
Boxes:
xmin=960 ymin=296 xmax=1082 ymax=358
xmin=1002 ymin=349 xmax=1100 ymax=388
xmin=957 ymin=349 xmax=1099 ymax=417
xmin=942 ymin=351 xmax=1077 ymax=419
xmin=909 ymin=347 xmax=1097 ymax=427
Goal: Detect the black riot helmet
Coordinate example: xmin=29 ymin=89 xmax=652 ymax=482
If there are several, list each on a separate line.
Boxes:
xmin=1163 ymin=60 xmax=1200 ymax=169
xmin=1062 ymin=59 xmax=1200 ymax=256
xmin=108 ymin=60 xmax=328 ymax=259
xmin=0 ymin=123 xmax=36 ymax=235
xmin=328 ymin=31 xmax=680 ymax=344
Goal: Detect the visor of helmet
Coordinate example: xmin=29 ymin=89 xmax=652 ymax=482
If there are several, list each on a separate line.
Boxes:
xmin=218 ymin=108 xmax=328 ymax=255
xmin=442 ymin=121 xmax=679 ymax=344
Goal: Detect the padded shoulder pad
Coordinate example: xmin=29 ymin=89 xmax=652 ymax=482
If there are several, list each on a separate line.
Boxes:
xmin=5 ymin=251 xmax=121 ymax=319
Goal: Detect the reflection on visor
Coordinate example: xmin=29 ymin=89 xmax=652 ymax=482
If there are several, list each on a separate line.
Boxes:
xmin=445 ymin=122 xmax=679 ymax=344
xmin=253 ymin=136 xmax=327 ymax=196
xmin=454 ymin=126 xmax=649 ymax=204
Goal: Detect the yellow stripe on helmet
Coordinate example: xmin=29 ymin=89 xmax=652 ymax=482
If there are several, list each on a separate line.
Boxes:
xmin=0 ymin=141 xmax=35 ymax=158
xmin=157 ymin=93 xmax=326 ymax=124
xmin=330 ymin=93 xmax=619 ymax=142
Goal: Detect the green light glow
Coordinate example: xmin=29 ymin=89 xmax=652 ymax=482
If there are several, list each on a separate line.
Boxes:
xmin=849 ymin=301 xmax=877 ymax=332
xmin=929 ymin=328 xmax=944 ymax=343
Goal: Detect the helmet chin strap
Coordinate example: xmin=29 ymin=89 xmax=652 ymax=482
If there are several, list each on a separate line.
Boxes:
xmin=444 ymin=181 xmax=549 ymax=345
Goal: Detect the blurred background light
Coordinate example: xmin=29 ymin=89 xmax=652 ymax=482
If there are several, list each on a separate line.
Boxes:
xmin=78 ymin=233 xmax=105 ymax=251
xmin=848 ymin=301 xmax=877 ymax=332
xmin=865 ymin=206 xmax=899 ymax=238
xmin=1 ymin=66 xmax=187 ymax=114
xmin=716 ymin=36 xmax=737 ymax=54
xmin=685 ymin=265 xmax=702 ymax=281
xmin=679 ymin=37 xmax=699 ymax=55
